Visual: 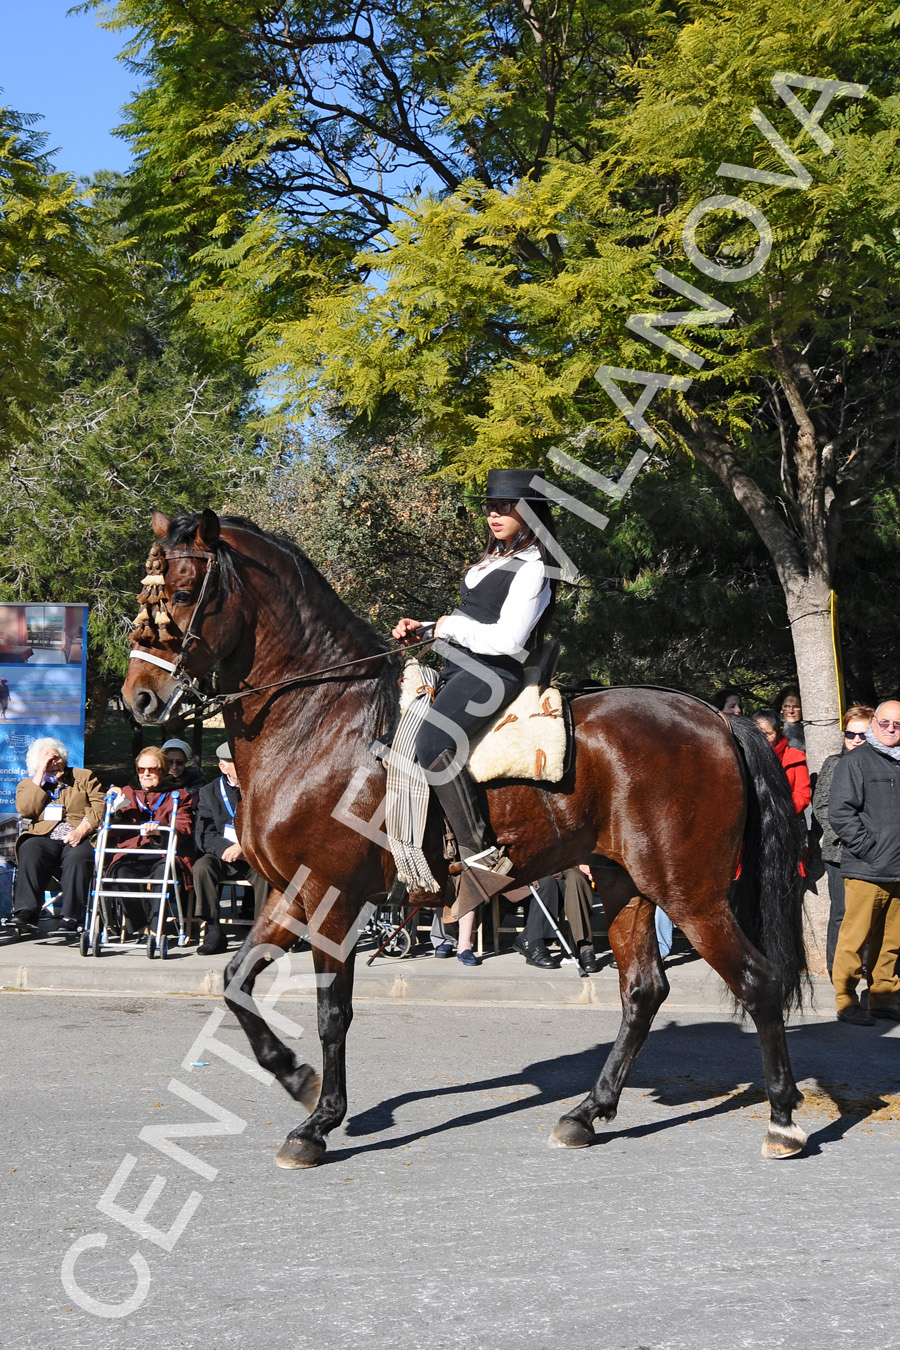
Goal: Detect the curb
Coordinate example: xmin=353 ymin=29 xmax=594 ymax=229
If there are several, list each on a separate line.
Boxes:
xmin=0 ymin=942 xmax=836 ymax=1013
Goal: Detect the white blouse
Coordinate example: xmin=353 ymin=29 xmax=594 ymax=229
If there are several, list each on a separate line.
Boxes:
xmin=438 ymin=545 xmax=551 ymax=659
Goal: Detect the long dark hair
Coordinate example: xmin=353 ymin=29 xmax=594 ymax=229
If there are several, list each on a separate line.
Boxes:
xmin=474 ymin=497 xmax=559 ymax=648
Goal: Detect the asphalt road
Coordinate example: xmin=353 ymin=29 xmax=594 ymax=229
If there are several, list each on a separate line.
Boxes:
xmin=3 ymin=993 xmax=899 ymax=1350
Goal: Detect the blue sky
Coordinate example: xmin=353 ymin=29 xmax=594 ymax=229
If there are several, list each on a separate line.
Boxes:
xmin=2 ymin=0 xmax=138 ymax=178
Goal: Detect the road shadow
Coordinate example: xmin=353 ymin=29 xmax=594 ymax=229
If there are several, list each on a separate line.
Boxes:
xmin=339 ymin=1014 xmax=900 ymax=1161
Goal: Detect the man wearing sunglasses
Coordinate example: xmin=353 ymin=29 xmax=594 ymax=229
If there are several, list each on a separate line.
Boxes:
xmin=812 ymin=705 xmax=875 ymax=976
xmin=828 ymin=700 xmax=900 ymax=1025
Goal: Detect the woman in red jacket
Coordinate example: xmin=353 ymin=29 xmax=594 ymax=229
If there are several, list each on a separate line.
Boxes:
xmin=755 ymin=711 xmax=811 ymax=813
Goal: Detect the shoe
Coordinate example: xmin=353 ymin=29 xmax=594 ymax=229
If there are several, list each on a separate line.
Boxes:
xmin=869 ymin=1004 xmax=900 ymax=1022
xmin=51 ymin=918 xmax=79 ymax=935
xmin=433 ymin=941 xmax=455 ymax=958
xmin=13 ymin=916 xmax=39 ymax=939
xmin=197 ymin=922 xmax=228 ymax=956
xmin=512 ymin=934 xmax=561 ymax=969
xmin=578 ymin=945 xmax=599 ymax=974
xmin=456 ymin=948 xmax=480 ymax=967
xmin=837 ymin=1005 xmax=875 ymax=1027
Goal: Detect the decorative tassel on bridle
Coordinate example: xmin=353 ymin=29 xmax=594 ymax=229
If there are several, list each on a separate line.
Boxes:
xmin=130 ymin=542 xmax=174 ymax=645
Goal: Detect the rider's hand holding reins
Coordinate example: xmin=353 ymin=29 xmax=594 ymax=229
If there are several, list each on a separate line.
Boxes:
xmin=392 ymin=617 xmax=446 ymax=644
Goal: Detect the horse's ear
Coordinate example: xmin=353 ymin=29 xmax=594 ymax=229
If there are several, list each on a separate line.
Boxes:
xmin=195 ymin=509 xmax=220 ymax=552
xmin=151 ymin=510 xmax=171 ymax=539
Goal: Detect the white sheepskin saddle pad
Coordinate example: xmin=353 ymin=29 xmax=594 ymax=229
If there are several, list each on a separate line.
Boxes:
xmin=468 ymin=682 xmax=566 ymax=783
xmin=399 ymin=659 xmax=567 ymax=784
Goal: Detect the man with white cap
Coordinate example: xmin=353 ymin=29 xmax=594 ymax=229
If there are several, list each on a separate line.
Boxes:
xmin=193 ymin=742 xmax=268 ymax=955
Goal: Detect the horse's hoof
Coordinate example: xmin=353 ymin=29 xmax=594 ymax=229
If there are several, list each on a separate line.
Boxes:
xmin=275 ymin=1136 xmax=325 ymax=1169
xmin=284 ymin=1062 xmax=321 ymax=1113
xmin=761 ymin=1123 xmax=807 ymax=1159
xmin=548 ymin=1117 xmax=595 ymax=1149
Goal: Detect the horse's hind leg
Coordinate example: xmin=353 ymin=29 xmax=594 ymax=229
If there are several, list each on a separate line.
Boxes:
xmin=673 ymin=901 xmax=805 ymax=1159
xmin=223 ymin=892 xmax=322 ymax=1113
xmin=551 ymin=891 xmax=668 ymax=1149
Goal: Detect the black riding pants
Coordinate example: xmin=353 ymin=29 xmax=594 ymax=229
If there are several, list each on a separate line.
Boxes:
xmin=415 ymin=652 xmax=524 ymax=770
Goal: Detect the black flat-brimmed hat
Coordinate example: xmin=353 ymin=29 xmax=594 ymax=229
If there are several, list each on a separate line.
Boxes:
xmin=484 ymin=468 xmax=548 ymax=503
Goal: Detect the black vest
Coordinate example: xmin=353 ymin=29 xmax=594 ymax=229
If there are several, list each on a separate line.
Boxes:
xmin=445 ymin=557 xmax=534 ymax=675
xmin=456 ymin=557 xmax=527 ymax=626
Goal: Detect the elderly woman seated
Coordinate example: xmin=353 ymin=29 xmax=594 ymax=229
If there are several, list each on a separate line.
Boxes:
xmin=13 ymin=737 xmax=105 ymax=938
xmin=161 ymin=738 xmax=206 ymax=804
xmin=105 ymin=746 xmax=195 ymax=938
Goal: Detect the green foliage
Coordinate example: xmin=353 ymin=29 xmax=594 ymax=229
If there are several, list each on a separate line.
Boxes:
xmin=233 ymin=426 xmax=474 ymax=627
xmin=0 ymin=174 xmax=262 ymax=680
xmin=92 ymin=0 xmax=674 ymax=364
xmin=0 ymin=105 xmax=135 ymax=444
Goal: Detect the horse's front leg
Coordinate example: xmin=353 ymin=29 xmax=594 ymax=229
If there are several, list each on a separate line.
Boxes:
xmin=274 ymin=944 xmax=356 ymax=1169
xmin=223 ymin=890 xmax=322 ymax=1113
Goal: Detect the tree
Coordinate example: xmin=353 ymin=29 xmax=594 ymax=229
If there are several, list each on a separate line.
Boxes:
xmin=0 ymin=175 xmax=263 ymax=720
xmin=101 ymin=1 xmax=900 ymax=767
xmin=94 ymin=0 xmax=671 ymax=351
xmin=0 ymin=103 xmax=133 ymax=447
xmin=226 ymin=0 xmax=899 ymax=770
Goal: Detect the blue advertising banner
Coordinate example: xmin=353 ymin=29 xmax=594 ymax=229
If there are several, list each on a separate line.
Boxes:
xmin=0 ymin=603 xmax=88 ymax=816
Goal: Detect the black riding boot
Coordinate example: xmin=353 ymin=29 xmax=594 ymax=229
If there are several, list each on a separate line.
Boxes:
xmin=426 ymin=751 xmax=514 ymax=916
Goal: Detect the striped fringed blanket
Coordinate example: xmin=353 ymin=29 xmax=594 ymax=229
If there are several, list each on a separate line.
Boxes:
xmin=385 ymin=660 xmax=441 ymax=894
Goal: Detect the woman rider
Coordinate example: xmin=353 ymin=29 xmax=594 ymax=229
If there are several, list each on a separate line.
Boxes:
xmin=392 ymin=469 xmax=557 ymax=910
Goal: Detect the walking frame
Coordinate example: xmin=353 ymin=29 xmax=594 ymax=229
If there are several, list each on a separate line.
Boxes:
xmin=81 ymin=788 xmax=189 ymax=960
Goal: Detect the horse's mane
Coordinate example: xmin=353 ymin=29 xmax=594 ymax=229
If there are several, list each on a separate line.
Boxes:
xmin=163 ymin=512 xmax=398 ymax=708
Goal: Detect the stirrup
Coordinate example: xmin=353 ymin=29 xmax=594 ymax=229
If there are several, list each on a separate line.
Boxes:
xmin=449 ymin=845 xmax=513 ymax=878
xmin=466 ymin=845 xmax=514 ymax=876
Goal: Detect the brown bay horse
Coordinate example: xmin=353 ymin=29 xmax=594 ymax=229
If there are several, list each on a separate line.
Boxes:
xmin=122 ymin=509 xmax=808 ymax=1167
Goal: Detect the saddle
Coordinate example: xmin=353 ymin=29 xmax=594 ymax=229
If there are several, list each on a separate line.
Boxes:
xmin=380 ymin=646 xmax=571 ymax=895
xmin=398 ymin=641 xmax=568 ymax=784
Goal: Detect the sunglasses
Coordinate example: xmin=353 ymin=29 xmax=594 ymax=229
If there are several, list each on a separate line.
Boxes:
xmin=844 ymin=730 xmax=866 ymax=741
xmin=876 ymin=718 xmax=900 ymax=732
xmin=482 ymin=499 xmax=517 ymax=516
xmin=137 ymin=766 xmax=162 ymax=774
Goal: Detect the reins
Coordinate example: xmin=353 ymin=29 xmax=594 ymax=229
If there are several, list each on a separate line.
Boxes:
xmin=128 ymin=539 xmax=436 ymax=717
xmin=209 ymin=639 xmax=435 ymax=715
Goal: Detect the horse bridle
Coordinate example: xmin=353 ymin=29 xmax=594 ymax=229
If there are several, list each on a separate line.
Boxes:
xmin=128 ymin=548 xmax=220 ymax=718
xmin=128 ymin=544 xmax=429 ymax=718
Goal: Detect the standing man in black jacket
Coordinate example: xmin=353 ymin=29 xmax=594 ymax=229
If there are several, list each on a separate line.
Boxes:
xmin=193 ymin=743 xmax=269 ymax=955
xmin=828 ymin=700 xmax=900 ymax=1026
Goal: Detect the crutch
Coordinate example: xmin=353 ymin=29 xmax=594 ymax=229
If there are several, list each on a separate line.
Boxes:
xmin=528 ymin=882 xmax=587 ymax=978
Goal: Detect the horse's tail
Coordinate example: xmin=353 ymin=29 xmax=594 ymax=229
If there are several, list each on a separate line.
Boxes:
xmin=727 ymin=716 xmax=807 ymax=1013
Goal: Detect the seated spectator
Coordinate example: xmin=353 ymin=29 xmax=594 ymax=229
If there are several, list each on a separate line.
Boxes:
xmin=13 ymin=738 xmax=105 ymax=937
xmin=193 ymin=742 xmax=269 ymax=955
xmin=775 ymin=686 xmax=805 ymax=751
xmin=754 ymin=711 xmax=811 ymax=814
xmin=161 ymin=738 xmax=206 ymax=803
xmin=828 ymin=700 xmax=900 ymax=1026
xmin=106 ymin=746 xmax=195 ymax=937
xmin=812 ymin=705 xmax=875 ymax=976
xmin=711 ymin=687 xmax=743 ymax=716
xmin=512 ymin=867 xmax=598 ymax=972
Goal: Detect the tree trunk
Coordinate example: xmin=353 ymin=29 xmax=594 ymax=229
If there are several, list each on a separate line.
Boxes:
xmin=782 ymin=573 xmax=843 ymax=775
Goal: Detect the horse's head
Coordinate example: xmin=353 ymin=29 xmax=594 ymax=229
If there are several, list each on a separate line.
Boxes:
xmin=122 ymin=508 xmax=244 ymax=724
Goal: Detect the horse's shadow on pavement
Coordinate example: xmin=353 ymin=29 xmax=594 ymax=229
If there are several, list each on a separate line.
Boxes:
xmin=338 ymin=1014 xmax=900 ymax=1160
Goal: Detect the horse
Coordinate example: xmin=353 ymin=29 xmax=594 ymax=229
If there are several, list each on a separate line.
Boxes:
xmin=121 ymin=508 xmax=808 ymax=1168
